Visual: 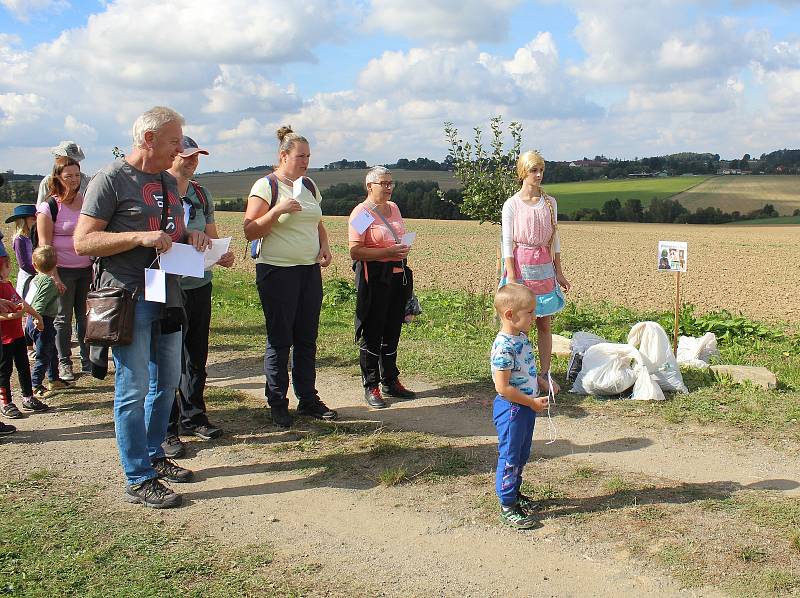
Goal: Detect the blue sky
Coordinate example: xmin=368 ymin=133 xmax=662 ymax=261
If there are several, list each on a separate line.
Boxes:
xmin=1 ymin=0 xmax=799 ymax=174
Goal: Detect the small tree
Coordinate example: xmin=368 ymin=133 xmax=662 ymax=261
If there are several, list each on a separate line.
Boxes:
xmin=440 ymin=116 xmax=523 ymax=225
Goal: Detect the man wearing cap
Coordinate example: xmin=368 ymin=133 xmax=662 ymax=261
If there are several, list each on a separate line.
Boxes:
xmin=36 ymin=142 xmax=91 ymax=205
xmin=162 ymin=137 xmax=234 ymax=458
xmin=74 ymin=106 xmax=211 ymax=509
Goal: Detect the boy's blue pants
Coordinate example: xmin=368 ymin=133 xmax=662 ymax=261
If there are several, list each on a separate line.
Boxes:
xmin=493 ymin=395 xmax=536 ymax=506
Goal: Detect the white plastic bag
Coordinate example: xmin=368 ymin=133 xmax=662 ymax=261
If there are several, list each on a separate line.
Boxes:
xmin=566 ymin=332 xmax=608 ymax=383
xmin=627 ymin=322 xmax=687 ymax=393
xmin=677 ymin=333 xmax=720 ymax=369
xmin=631 ymin=370 xmax=666 ymax=401
xmin=571 ymin=343 xmax=642 ymax=395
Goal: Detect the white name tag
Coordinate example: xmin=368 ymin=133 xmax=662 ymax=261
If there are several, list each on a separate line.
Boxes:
xmin=351 ymin=210 xmax=375 ymax=235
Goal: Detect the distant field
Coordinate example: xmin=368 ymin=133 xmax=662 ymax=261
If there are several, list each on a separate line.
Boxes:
xmin=672 ymin=175 xmax=800 ymax=215
xmin=731 ymin=214 xmax=800 ymax=225
xmin=543 ymin=176 xmax=709 ymax=214
xmin=195 ymin=168 xmax=459 ymax=199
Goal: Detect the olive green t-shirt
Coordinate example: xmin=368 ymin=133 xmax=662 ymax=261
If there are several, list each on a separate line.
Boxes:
xmin=248 ymin=176 xmax=322 ymax=267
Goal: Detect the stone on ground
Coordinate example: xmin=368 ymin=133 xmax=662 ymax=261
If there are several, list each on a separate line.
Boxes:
xmin=551 ymin=334 xmax=572 ymax=357
xmin=710 ymin=365 xmax=777 ymax=390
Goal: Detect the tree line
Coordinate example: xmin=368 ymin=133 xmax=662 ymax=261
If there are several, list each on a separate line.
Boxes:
xmin=570 ymin=197 xmax=795 ymax=224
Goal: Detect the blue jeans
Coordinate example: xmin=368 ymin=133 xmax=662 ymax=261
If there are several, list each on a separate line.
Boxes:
xmin=111 ymin=298 xmax=182 ymax=486
xmin=493 ymin=395 xmax=536 ymax=506
xmin=27 ymin=316 xmax=58 ymax=388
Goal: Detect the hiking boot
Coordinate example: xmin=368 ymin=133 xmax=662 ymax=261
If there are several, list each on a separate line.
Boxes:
xmin=188 ymin=423 xmax=223 ymax=441
xmin=162 ymin=435 xmax=186 ymax=459
xmin=58 ymin=363 xmax=75 ymax=382
xmin=297 ymin=398 xmax=338 ymax=421
xmin=33 ymin=385 xmax=51 ymax=400
xmin=21 ymin=396 xmax=49 ymax=412
xmin=517 ymin=491 xmax=542 ymax=513
xmin=0 ymin=422 xmax=16 ymax=436
xmin=364 ymin=387 xmax=387 ymax=409
xmin=499 ymin=503 xmax=538 ymax=530
xmin=46 ymin=379 xmax=69 ymax=390
xmin=381 ymin=380 xmax=416 ymax=400
xmin=0 ymin=402 xmax=24 ymax=419
xmin=270 ymin=405 xmax=294 ymax=428
xmin=152 ymin=457 xmax=194 ymax=483
xmin=125 ymin=478 xmax=182 ymax=508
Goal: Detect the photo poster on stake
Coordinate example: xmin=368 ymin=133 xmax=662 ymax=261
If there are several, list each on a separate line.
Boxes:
xmin=657 ymin=240 xmax=688 ymax=273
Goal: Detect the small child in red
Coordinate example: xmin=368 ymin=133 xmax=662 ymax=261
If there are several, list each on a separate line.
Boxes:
xmin=0 ymin=255 xmax=47 ymax=418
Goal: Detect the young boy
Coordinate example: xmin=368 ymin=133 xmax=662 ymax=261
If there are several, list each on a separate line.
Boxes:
xmin=0 ymin=255 xmax=47 ymax=418
xmin=25 ymin=246 xmax=61 ymax=400
xmin=491 ymin=283 xmax=550 ymax=529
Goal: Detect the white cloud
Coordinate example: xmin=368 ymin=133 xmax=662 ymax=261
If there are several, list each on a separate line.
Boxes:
xmin=1 ymin=0 xmax=68 ymax=22
xmin=366 ymin=0 xmax=521 ymax=43
xmin=64 ymin=115 xmax=97 ymax=141
xmin=203 ymin=66 xmax=301 ymax=116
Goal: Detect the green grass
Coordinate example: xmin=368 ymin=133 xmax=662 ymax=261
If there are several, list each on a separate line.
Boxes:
xmin=209 ymin=268 xmax=800 ymax=441
xmin=733 ymin=214 xmax=800 ymax=225
xmin=0 ymin=475 xmax=306 ymax=597
xmin=544 ymin=175 xmax=709 ymax=215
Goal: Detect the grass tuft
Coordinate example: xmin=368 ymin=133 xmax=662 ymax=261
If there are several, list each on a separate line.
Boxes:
xmin=379 ymin=467 xmax=408 ymax=487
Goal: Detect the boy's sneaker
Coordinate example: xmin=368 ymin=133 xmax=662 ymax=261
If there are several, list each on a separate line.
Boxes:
xmin=297 ymin=397 xmax=338 ymax=421
xmin=364 ymin=386 xmax=387 ymax=409
xmin=46 ymin=379 xmax=69 ymax=390
xmin=125 ymin=478 xmax=182 ymax=508
xmin=517 ymin=491 xmax=542 ymax=513
xmin=188 ymin=423 xmax=223 ymax=441
xmin=58 ymin=363 xmax=75 ymax=382
xmin=161 ymin=435 xmax=186 ymax=459
xmin=499 ymin=503 xmax=539 ymax=530
xmin=270 ymin=404 xmax=294 ymax=428
xmin=21 ymin=396 xmax=49 ymax=412
xmin=151 ymin=457 xmax=194 ymax=483
xmin=0 ymin=422 xmax=17 ymax=435
xmin=381 ymin=380 xmax=416 ymax=400
xmin=0 ymin=402 xmax=24 ymax=419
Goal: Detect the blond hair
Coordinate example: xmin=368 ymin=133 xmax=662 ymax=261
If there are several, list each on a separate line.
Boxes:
xmin=32 ymin=245 xmax=57 ymax=273
xmin=516 ymin=150 xmax=545 ymax=183
xmin=276 ymin=125 xmax=309 ymax=155
xmin=13 ymin=218 xmax=33 ymax=239
xmin=494 ymin=283 xmax=536 ymax=316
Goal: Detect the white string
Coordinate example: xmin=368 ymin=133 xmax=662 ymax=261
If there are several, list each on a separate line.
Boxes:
xmin=544 ymin=371 xmax=558 ymax=444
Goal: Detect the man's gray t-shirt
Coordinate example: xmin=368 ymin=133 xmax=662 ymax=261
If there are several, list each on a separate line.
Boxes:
xmin=81 ymin=159 xmax=187 ymax=307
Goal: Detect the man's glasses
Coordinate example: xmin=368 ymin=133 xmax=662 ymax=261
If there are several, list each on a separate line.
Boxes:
xmin=182 ymin=197 xmax=196 ymax=220
xmin=370 ymin=181 xmax=394 ymax=189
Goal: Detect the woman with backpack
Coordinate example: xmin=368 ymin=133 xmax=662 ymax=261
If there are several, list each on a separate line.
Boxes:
xmin=36 ymin=156 xmax=93 ymax=381
xmin=243 ymin=125 xmax=336 ymax=428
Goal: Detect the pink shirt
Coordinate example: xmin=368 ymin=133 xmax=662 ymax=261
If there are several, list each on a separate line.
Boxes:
xmin=37 ymin=196 xmax=93 ymax=269
xmin=348 ymin=201 xmax=406 ymax=272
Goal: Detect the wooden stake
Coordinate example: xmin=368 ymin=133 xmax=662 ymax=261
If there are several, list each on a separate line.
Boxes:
xmin=673 ymin=270 xmax=681 ymax=356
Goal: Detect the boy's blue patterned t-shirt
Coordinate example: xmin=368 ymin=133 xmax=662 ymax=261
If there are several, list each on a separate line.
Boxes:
xmin=490 ymin=331 xmax=538 ymax=397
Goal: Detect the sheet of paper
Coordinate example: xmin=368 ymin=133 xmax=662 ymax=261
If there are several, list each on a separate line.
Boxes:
xmin=203 ymin=236 xmax=231 ymax=270
xmin=159 ymin=242 xmax=204 ymax=278
xmin=401 ymin=232 xmax=416 ymax=246
xmin=144 ymin=268 xmax=166 ymax=303
xmin=292 ymin=177 xmax=304 ymax=198
xmin=350 ymin=210 xmax=375 ymax=235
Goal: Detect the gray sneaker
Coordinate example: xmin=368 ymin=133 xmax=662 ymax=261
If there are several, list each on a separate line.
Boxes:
xmin=58 ymin=363 xmax=75 ymax=382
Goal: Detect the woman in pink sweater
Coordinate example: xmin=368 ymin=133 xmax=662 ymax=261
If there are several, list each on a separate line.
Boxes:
xmin=500 ymin=150 xmax=571 ymax=393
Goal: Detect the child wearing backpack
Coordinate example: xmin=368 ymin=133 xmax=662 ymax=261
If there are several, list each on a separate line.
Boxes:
xmin=491 ymin=283 xmax=550 ymax=529
xmin=25 ymin=246 xmax=63 ymax=400
xmin=0 ymin=254 xmax=48 ymax=418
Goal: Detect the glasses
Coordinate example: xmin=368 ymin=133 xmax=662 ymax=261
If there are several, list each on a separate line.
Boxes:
xmin=182 ymin=197 xmax=196 ymax=220
xmin=370 ymin=181 xmax=394 ymax=189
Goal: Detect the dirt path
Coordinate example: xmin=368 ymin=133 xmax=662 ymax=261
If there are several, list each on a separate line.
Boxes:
xmin=3 ymin=358 xmax=797 ymax=596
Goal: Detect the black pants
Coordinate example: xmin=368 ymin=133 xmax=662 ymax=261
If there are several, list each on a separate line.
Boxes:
xmin=0 ymin=336 xmax=33 ymax=402
xmin=359 ymin=271 xmax=405 ymax=389
xmin=256 ymin=263 xmax=322 ymax=409
xmin=167 ymin=283 xmax=212 ymax=436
